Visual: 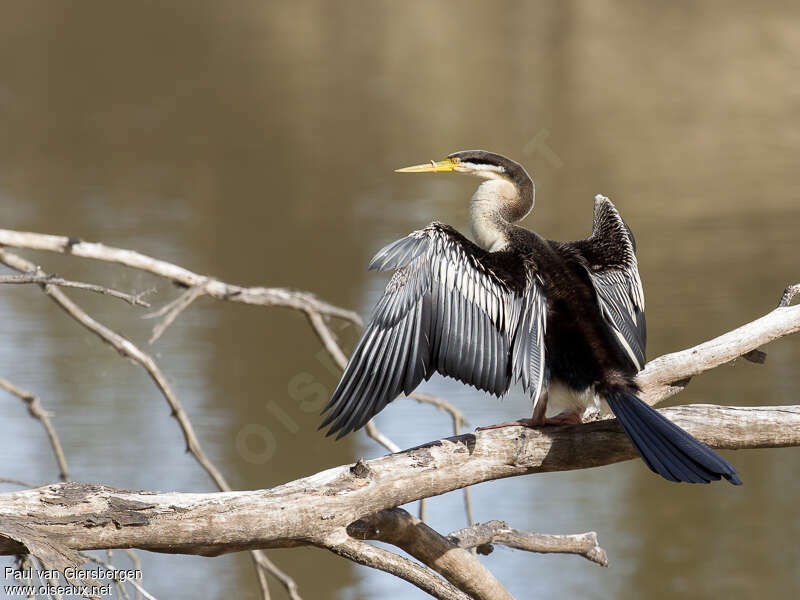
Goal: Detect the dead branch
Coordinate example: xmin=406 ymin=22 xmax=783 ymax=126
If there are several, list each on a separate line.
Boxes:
xmin=0 ymin=378 xmax=69 ymax=482
xmin=323 ymin=534 xmax=471 ymax=600
xmin=0 ymin=405 xmax=795 ymax=561
xmin=637 ymin=295 xmax=800 ymax=406
xmin=347 ymin=508 xmax=513 ymax=600
xmin=0 ymin=228 xmax=361 ymax=325
xmin=0 ymin=403 xmax=795 ymax=597
xmin=0 ymin=273 xmax=151 ymax=307
xmin=447 ymin=521 xmax=608 ymax=567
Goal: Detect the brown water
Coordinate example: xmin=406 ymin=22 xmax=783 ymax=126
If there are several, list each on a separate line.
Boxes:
xmin=1 ymin=2 xmax=798 ymax=599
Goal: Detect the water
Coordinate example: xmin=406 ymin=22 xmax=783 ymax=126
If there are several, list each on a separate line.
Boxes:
xmin=1 ymin=1 xmax=798 ymax=598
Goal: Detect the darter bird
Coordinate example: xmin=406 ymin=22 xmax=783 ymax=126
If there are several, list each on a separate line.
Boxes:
xmin=321 ymin=150 xmax=741 ymax=485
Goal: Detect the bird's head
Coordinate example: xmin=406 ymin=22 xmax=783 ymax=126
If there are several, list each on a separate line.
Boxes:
xmin=395 ymin=150 xmax=534 ymax=221
xmin=395 ymin=150 xmax=529 ymax=182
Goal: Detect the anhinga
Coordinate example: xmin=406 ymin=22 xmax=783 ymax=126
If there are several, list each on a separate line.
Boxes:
xmin=321 ymin=150 xmax=741 ymax=485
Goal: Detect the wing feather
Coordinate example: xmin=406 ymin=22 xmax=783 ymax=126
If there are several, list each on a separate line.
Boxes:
xmin=578 ymin=195 xmax=647 ymax=370
xmin=321 ymin=222 xmax=548 ymax=438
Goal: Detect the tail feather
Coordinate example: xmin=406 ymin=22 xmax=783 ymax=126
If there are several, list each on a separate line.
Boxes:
xmin=606 ymin=390 xmax=742 ymax=485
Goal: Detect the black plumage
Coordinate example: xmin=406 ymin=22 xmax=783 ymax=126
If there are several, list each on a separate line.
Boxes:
xmin=320 ymin=151 xmax=741 ymax=485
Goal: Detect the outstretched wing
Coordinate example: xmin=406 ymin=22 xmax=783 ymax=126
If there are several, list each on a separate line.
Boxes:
xmin=321 ymin=222 xmax=547 ymax=438
xmin=575 ymin=195 xmax=646 ymax=370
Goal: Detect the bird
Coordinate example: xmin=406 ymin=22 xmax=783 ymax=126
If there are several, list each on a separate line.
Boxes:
xmin=320 ymin=150 xmax=741 ymax=485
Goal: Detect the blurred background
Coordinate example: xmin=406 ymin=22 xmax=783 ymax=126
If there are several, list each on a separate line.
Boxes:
xmin=1 ymin=1 xmax=798 ymax=598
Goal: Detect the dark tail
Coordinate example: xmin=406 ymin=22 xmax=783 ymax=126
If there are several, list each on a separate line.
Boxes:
xmin=605 ymin=389 xmax=742 ymax=485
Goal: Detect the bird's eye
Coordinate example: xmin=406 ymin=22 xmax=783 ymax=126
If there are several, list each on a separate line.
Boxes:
xmin=451 ymin=157 xmax=460 ymax=164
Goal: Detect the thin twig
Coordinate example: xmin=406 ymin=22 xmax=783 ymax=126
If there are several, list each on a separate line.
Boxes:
xmin=364 ymin=421 xmax=402 ymax=454
xmin=107 ymin=550 xmax=132 ymax=600
xmin=0 ymin=377 xmax=69 ymax=482
xmin=0 ymin=477 xmax=37 ymax=488
xmin=408 ymin=392 xmax=467 ymax=431
xmin=304 ymin=310 xmax=349 ymax=369
xmin=0 ymin=273 xmax=151 ymax=307
xmin=305 ymin=309 xmax=402 ymax=452
xmin=251 ymin=551 xmax=303 ymax=600
xmin=146 ymin=284 xmax=207 ymax=344
xmin=27 ymin=555 xmax=44 ymax=600
xmin=82 ymin=553 xmax=159 ymax=600
xmin=124 ymin=550 xmax=143 ymax=600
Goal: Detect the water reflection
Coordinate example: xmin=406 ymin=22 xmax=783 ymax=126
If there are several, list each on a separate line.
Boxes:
xmin=0 ymin=1 xmax=798 ymax=599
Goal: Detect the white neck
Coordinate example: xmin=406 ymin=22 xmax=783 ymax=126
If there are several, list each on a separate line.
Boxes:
xmin=469 ymin=179 xmax=518 ymax=252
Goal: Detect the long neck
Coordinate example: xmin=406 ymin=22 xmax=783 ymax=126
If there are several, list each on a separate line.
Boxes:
xmin=469 ymin=179 xmax=534 ymax=252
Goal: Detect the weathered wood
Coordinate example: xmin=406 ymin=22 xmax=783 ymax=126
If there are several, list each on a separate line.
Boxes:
xmin=348 ymin=508 xmax=514 ymax=600
xmin=447 ymin=521 xmax=607 ymax=567
xmin=638 ymin=304 xmax=800 ymax=405
xmin=0 ymin=405 xmax=796 ymax=563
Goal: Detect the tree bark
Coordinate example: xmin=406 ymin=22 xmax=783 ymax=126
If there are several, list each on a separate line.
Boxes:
xmin=0 ymin=405 xmax=796 ymax=568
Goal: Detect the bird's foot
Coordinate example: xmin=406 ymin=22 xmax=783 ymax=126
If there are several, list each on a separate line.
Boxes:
xmin=476 ymin=409 xmax=585 ymax=431
xmin=476 ymin=418 xmax=542 ymax=431
xmin=542 ymin=409 xmax=585 ymax=426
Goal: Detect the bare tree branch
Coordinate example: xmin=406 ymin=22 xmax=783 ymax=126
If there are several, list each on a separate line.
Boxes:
xmin=0 ymin=273 xmax=151 ymax=307
xmin=637 ymin=296 xmax=800 ymax=406
xmin=0 ymin=377 xmax=69 ymax=482
xmin=447 ymin=521 xmax=608 ymax=567
xmin=322 ymin=533 xmax=472 ymax=600
xmin=0 ymin=404 xmax=795 ymax=565
xmin=347 ymin=508 xmax=514 ymax=599
xmin=0 ymin=229 xmax=361 ymax=324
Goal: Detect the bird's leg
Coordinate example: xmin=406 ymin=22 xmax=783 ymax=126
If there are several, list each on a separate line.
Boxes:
xmin=476 ymin=392 xmax=551 ymax=430
xmin=476 ymin=392 xmax=587 ymax=430
xmin=530 ymin=392 xmax=548 ymax=425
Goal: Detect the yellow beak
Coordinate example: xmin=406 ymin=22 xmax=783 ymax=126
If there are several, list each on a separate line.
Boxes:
xmin=395 ymin=158 xmax=458 ymax=173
